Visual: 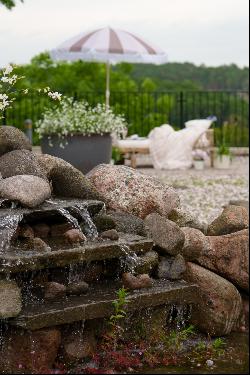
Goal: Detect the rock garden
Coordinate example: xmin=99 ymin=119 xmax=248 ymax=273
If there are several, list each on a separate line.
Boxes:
xmin=0 ymin=126 xmax=249 ymax=374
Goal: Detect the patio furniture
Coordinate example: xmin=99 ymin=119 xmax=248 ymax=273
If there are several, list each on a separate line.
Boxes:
xmin=116 ymin=129 xmax=215 ymax=169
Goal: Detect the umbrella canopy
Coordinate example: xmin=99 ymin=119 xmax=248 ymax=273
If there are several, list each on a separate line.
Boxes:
xmin=50 ymin=26 xmax=168 ymax=106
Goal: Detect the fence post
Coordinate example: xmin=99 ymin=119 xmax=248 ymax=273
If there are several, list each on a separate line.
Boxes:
xmin=2 ymin=109 xmax=7 ymax=125
xmin=179 ymin=91 xmax=184 ymax=128
xmin=24 ymin=119 xmax=33 ymax=144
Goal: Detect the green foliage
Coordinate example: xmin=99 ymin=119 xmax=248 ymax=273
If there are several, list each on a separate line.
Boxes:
xmin=1 ymin=52 xmax=248 ymax=147
xmin=109 ymin=287 xmax=128 ymax=329
xmin=195 ymin=337 xmax=226 ymax=357
xmin=36 ymin=97 xmax=127 ymax=140
xmin=195 ymin=341 xmax=207 ymax=351
xmin=214 ymin=123 xmax=249 ymax=147
xmin=162 ymin=325 xmax=195 ymax=350
xmin=132 ymin=62 xmax=249 ymax=91
xmin=0 ymin=0 xmax=23 ymax=9
xmin=112 ymin=147 xmax=124 ymax=164
xmin=141 ymin=78 xmax=157 ymax=92
xmin=217 ymin=144 xmax=231 ymax=156
xmin=212 ymin=337 xmax=226 ymax=351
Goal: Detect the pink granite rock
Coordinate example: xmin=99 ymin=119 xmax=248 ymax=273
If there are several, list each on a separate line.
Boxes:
xmin=87 ymin=164 xmax=180 ymax=219
xmin=184 ymin=262 xmax=242 ymax=336
xmin=198 ymin=229 xmax=249 ymax=292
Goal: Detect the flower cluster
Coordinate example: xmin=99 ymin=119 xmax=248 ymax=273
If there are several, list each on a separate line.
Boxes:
xmin=0 ymin=64 xmax=62 ymax=119
xmin=36 ymin=97 xmax=128 ymax=140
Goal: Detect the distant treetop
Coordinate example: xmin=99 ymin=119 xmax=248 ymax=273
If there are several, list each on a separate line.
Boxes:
xmin=0 ymin=0 xmax=23 ymax=9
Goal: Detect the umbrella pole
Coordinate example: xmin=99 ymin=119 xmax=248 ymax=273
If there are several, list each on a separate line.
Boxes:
xmin=105 ymin=60 xmax=110 ymax=109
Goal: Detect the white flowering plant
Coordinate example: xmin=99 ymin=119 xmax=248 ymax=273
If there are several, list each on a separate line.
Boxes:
xmin=36 ymin=97 xmax=128 ymax=142
xmin=0 ymin=64 xmax=62 ymax=119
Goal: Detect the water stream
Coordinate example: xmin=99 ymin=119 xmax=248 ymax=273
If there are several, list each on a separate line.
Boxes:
xmin=119 ymin=243 xmax=140 ymax=273
xmin=57 ymin=206 xmax=98 ymax=240
xmin=72 ymin=205 xmax=98 ymax=240
xmin=0 ymin=213 xmax=23 ymax=253
xmin=57 ymin=208 xmax=82 ymax=232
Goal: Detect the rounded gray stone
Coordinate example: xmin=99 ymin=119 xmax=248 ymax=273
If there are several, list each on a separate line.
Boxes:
xmin=207 ymin=205 xmax=249 ymax=236
xmin=108 ymin=210 xmax=146 ymax=236
xmin=38 ymin=154 xmax=100 ymax=200
xmin=168 ymin=208 xmax=207 ymax=234
xmin=0 ymin=150 xmax=47 ymax=180
xmin=0 ymin=175 xmax=51 ymax=208
xmin=168 ymin=254 xmax=186 ymax=280
xmin=135 ymin=250 xmax=159 ymax=274
xmin=0 ymin=126 xmax=32 ymax=157
xmin=180 ymin=227 xmax=210 ymax=261
xmin=145 ymin=212 xmax=185 ymax=255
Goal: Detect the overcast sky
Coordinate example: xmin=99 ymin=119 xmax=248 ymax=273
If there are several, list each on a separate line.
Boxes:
xmin=0 ymin=0 xmax=249 ymax=68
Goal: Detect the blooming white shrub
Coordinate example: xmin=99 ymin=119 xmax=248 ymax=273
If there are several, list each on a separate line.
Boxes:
xmin=0 ymin=64 xmax=62 ymax=119
xmin=36 ymin=97 xmax=128 ymax=141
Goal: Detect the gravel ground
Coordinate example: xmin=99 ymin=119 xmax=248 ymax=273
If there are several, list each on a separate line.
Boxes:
xmin=139 ymin=157 xmax=249 ymax=225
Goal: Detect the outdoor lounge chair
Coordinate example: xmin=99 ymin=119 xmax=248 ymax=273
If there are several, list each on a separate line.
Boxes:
xmin=115 ymin=118 xmax=216 ymax=168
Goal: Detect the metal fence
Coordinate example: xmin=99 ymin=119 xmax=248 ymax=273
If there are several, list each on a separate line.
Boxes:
xmin=1 ymin=90 xmax=249 ymax=146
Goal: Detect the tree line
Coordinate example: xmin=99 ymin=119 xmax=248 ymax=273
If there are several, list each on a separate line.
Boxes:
xmin=1 ymin=52 xmax=249 ymax=147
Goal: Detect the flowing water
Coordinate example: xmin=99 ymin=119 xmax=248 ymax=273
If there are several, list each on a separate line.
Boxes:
xmin=119 ymin=243 xmax=140 ymax=273
xmin=57 ymin=208 xmax=82 ymax=232
xmin=57 ymin=206 xmax=98 ymax=240
xmin=167 ymin=304 xmax=192 ymax=330
xmin=0 ymin=213 xmax=23 ymax=253
xmin=72 ymin=205 xmax=98 ymax=240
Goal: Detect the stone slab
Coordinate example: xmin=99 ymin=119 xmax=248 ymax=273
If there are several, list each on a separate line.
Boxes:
xmin=0 ymin=234 xmax=153 ymax=274
xmin=11 ymin=280 xmax=198 ymax=330
xmin=0 ymin=198 xmax=104 ymax=220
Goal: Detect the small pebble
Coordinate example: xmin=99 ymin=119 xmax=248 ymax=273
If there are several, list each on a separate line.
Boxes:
xmin=64 ymin=229 xmax=86 ymax=244
xmin=66 ymin=281 xmax=89 ymax=296
xmin=100 ymin=229 xmax=119 ymax=241
xmin=122 ymin=272 xmax=153 ymax=290
xmin=33 ymin=237 xmax=51 ymax=252
xmin=44 ymin=282 xmax=66 ymax=300
xmin=206 ymin=359 xmax=214 ymax=367
xmin=18 ymin=224 xmax=34 ymax=239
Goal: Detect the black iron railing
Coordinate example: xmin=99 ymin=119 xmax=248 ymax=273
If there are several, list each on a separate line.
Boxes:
xmin=1 ymin=90 xmax=249 ymax=147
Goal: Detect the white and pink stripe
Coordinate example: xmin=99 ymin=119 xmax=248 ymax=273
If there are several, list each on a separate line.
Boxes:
xmin=50 ymin=26 xmax=168 ymax=64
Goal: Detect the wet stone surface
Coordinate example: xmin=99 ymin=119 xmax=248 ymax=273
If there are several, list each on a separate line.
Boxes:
xmin=10 ymin=280 xmax=198 ymax=330
xmin=0 ymin=233 xmax=153 ymax=273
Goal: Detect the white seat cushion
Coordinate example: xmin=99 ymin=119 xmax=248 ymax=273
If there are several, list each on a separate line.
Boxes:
xmin=116 ymin=139 xmax=150 ymax=150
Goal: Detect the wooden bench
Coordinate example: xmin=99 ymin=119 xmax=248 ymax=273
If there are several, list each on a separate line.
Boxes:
xmin=117 ymin=129 xmax=215 ymax=168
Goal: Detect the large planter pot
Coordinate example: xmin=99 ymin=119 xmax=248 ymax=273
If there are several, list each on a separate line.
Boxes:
xmin=41 ymin=133 xmax=112 ymax=174
xmin=214 ymin=155 xmax=231 ymax=169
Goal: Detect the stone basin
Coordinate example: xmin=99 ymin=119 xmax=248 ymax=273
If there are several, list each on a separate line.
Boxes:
xmin=0 ymin=233 xmax=153 ymax=274
xmin=10 ymin=279 xmax=199 ymax=330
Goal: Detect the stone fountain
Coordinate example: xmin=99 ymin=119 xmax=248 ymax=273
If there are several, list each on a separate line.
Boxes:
xmin=0 ymin=126 xmax=248 ymax=373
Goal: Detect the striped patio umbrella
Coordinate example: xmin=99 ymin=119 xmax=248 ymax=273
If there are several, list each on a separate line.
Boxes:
xmin=50 ymin=26 xmax=168 ymax=107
